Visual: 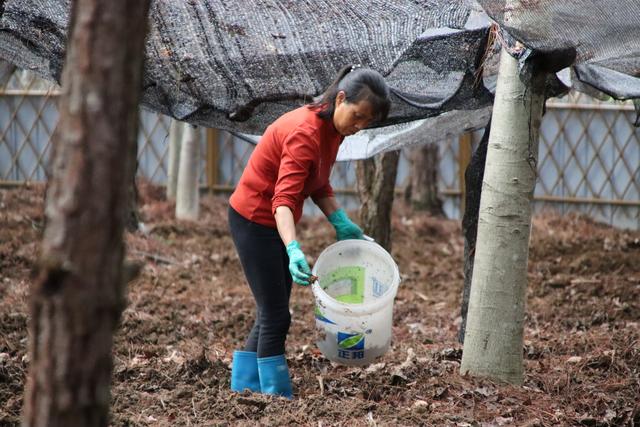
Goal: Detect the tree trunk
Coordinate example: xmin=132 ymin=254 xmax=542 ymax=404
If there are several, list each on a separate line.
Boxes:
xmin=356 ymin=150 xmax=400 ymax=252
xmin=458 ymin=120 xmax=490 ymax=344
xmin=404 ymin=143 xmax=444 ymax=216
xmin=125 ymin=139 xmax=140 ymax=232
xmin=175 ymin=124 xmax=200 ymax=220
xmin=166 ymin=119 xmax=184 ymax=201
xmin=22 ymin=1 xmax=150 ymax=426
xmin=460 ymin=47 xmax=545 ymax=385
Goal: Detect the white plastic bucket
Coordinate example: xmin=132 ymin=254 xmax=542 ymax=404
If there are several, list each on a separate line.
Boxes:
xmin=311 ymin=239 xmax=400 ymax=366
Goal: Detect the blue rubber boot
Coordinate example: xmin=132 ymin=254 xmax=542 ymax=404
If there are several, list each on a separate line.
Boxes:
xmin=257 ymin=355 xmax=293 ymax=399
xmin=230 ymin=350 xmax=261 ymax=393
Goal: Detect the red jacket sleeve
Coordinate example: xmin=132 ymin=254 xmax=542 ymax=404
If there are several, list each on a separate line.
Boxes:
xmin=311 ymin=181 xmax=334 ymax=203
xmin=271 ymin=130 xmax=317 ymax=214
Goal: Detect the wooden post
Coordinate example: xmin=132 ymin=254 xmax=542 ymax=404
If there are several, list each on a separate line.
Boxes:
xmin=166 ymin=119 xmax=184 ymax=200
xmin=458 ymin=133 xmax=473 ymax=218
xmin=176 ymin=125 xmax=200 ymax=220
xmin=206 ymin=128 xmax=219 ymax=194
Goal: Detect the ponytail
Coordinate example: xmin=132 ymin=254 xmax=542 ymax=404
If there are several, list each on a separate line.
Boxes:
xmin=310 ymin=65 xmax=352 ymax=113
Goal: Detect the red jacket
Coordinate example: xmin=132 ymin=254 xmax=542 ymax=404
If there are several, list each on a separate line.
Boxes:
xmin=229 ymin=106 xmax=343 ymax=228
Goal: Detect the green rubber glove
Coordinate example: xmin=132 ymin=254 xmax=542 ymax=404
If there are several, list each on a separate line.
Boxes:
xmin=286 ymin=240 xmax=312 ymax=286
xmin=328 ymin=208 xmax=364 ymax=241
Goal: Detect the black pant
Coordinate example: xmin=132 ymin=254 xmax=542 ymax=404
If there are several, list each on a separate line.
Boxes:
xmin=228 ymin=207 xmax=292 ymax=358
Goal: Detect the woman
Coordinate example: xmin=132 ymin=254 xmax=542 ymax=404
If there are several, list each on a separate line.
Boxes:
xmin=228 ymin=65 xmax=391 ymax=398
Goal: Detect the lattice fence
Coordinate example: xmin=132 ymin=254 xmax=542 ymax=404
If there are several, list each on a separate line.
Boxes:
xmin=1 ymin=68 xmax=638 ymax=229
xmin=537 ymin=92 xmax=639 ymax=229
xmin=0 ymin=69 xmax=58 ymax=183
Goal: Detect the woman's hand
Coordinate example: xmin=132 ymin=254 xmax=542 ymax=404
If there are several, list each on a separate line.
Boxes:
xmin=328 ymin=208 xmax=364 ymax=241
xmin=286 ymin=240 xmax=312 ymax=286
xmin=274 ymin=206 xmax=313 ymax=285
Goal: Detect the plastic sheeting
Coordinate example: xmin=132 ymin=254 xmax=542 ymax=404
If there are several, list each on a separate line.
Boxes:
xmin=229 ymin=106 xmax=492 ymax=161
xmin=337 ymin=106 xmax=492 ymax=161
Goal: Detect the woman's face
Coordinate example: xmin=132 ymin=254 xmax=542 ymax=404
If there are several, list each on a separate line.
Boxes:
xmin=333 ymin=91 xmax=375 ymax=137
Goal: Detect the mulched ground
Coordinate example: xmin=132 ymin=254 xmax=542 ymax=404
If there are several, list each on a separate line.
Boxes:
xmin=1 ymin=183 xmax=638 ymax=426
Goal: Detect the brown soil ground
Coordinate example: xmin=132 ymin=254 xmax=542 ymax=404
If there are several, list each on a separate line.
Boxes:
xmin=1 ymin=183 xmax=639 ymax=426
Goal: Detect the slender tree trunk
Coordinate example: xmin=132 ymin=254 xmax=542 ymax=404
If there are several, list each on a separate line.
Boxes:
xmin=166 ymin=119 xmax=184 ymax=201
xmin=404 ymin=143 xmax=444 ymax=216
xmin=176 ymin=124 xmax=200 ymax=220
xmin=458 ymin=120 xmax=490 ymax=344
xmin=356 ymin=150 xmax=399 ymax=251
xmin=460 ymin=47 xmax=545 ymax=384
xmin=22 ymin=1 xmax=150 ymax=426
xmin=125 ymin=139 xmax=140 ymax=232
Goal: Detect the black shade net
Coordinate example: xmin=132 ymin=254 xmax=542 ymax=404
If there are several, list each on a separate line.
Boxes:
xmin=477 ymin=0 xmax=640 ymax=100
xmin=0 ymin=0 xmax=637 ymax=158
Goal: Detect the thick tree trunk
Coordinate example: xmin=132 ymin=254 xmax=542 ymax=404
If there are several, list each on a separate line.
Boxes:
xmin=404 ymin=143 xmax=444 ymax=216
xmin=460 ymin=47 xmax=545 ymax=385
xmin=166 ymin=119 xmax=184 ymax=201
xmin=356 ymin=150 xmax=400 ymax=252
xmin=22 ymin=1 xmax=150 ymax=426
xmin=175 ymin=124 xmax=200 ymax=220
xmin=458 ymin=121 xmax=490 ymax=344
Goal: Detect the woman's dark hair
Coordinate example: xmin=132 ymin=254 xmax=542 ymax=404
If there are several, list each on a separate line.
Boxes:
xmin=311 ymin=65 xmax=391 ymax=124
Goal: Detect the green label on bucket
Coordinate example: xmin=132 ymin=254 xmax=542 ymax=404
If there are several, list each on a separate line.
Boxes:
xmin=320 ymin=266 xmax=365 ymax=304
xmin=337 ymin=332 xmax=365 ymax=360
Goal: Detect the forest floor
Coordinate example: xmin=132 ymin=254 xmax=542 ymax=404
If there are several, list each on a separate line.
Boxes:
xmin=1 ymin=183 xmax=639 ymax=426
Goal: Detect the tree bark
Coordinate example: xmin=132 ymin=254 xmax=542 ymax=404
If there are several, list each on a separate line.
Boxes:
xmin=125 ymin=139 xmax=140 ymax=232
xmin=460 ymin=47 xmax=545 ymax=385
xmin=166 ymin=119 xmax=184 ymax=201
xmin=458 ymin=120 xmax=490 ymax=344
xmin=356 ymin=150 xmax=400 ymax=252
xmin=22 ymin=1 xmax=150 ymax=426
xmin=404 ymin=143 xmax=444 ymax=216
xmin=175 ymin=124 xmax=200 ymax=221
